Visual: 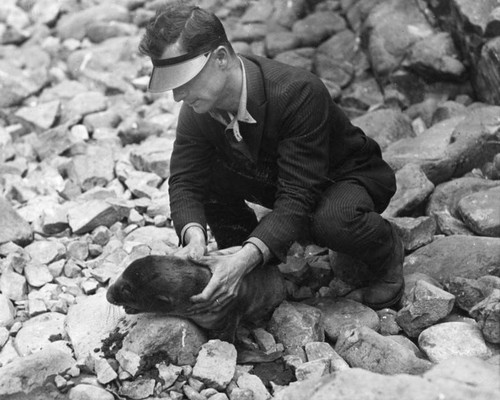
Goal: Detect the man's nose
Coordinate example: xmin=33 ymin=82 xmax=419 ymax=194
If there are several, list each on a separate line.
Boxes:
xmin=173 ymin=87 xmax=187 ymax=102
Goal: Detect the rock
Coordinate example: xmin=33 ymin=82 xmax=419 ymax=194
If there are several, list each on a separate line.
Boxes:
xmin=470 ymin=289 xmax=500 ymax=344
xmin=274 ymin=355 xmax=500 ymax=399
xmin=236 ymin=372 xmax=271 ymax=400
xmin=62 ymin=91 xmax=108 ymax=122
xmin=24 ymin=262 xmax=54 ymax=288
xmin=119 ymin=314 xmax=207 ymax=366
xmin=352 ymin=109 xmax=415 ymax=151
xmin=457 ymin=186 xmax=500 ymax=237
xmin=192 ymin=340 xmax=236 ymax=391
xmin=341 ymin=78 xmax=384 ymax=111
xmin=268 ymin=301 xmax=324 ymax=352
xmin=426 ymin=177 xmax=500 ymax=235
xmin=0 ymin=267 xmax=27 ymax=301
xmin=67 ymin=200 xmax=128 ymax=235
xmin=69 ymin=384 xmax=114 ymax=400
xmin=274 ymin=47 xmax=315 ymax=71
xmin=0 ymin=196 xmax=33 ymax=245
xmin=445 ymin=276 xmax=494 ymax=313
xmin=14 ymin=312 xmax=67 ymax=356
xmin=295 ymin=358 xmax=330 ymax=381
xmin=418 ymin=322 xmax=491 ymax=363
xmin=14 ymin=100 xmax=61 ymax=131
xmin=305 ymin=298 xmax=379 ymax=341
xmin=252 ymin=328 xmax=277 ymax=354
xmin=0 ymin=294 xmax=15 ymax=328
xmin=0 ymin=345 xmax=75 ymax=397
xmin=396 ymin=280 xmax=455 ymax=337
xmin=431 ymin=100 xmax=467 ymax=125
xmin=66 ymin=147 xmax=116 ymax=192
xmin=95 ymin=357 xmax=117 ymax=385
xmin=404 ymin=236 xmax=500 ymax=282
xmin=389 ymin=216 xmax=436 ymax=251
xmin=335 ymin=326 xmax=432 ymax=375
xmin=314 ymin=31 xmax=355 ymax=87
xmin=405 ymin=32 xmax=465 ymax=80
xmin=390 ymin=106 xmax=500 ymax=184
xmin=304 ymin=341 xmax=349 ymax=371
xmin=129 ymin=136 xmax=174 ymax=179
xmin=476 ymin=36 xmax=500 ymax=105
xmin=292 ymin=11 xmax=346 ymax=47
xmin=264 ymin=31 xmax=301 ymax=58
xmin=376 ymin=308 xmax=401 ymax=336
xmin=118 ymin=378 xmax=155 ymax=399
xmin=156 ymin=362 xmax=182 ymax=389
xmin=382 ymin=163 xmax=435 ymax=218
xmin=24 ymin=240 xmax=66 ymax=265
xmin=56 ymin=4 xmax=130 ymax=40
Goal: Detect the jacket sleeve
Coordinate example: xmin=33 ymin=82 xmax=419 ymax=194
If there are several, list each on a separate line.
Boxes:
xmin=168 ymin=104 xmax=213 ymax=239
xmin=249 ymin=78 xmax=333 ymax=261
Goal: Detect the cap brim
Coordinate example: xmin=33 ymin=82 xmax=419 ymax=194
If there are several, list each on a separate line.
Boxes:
xmin=148 ymin=52 xmax=211 ymax=93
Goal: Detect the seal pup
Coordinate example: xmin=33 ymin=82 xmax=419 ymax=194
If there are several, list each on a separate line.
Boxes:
xmin=106 ymin=255 xmax=287 ymax=343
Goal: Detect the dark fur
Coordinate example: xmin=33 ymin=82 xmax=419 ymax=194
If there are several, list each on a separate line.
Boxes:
xmin=106 ymin=255 xmax=286 ymax=342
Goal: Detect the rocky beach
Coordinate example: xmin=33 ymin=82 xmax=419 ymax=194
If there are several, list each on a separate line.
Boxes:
xmin=0 ymin=0 xmax=500 ymax=399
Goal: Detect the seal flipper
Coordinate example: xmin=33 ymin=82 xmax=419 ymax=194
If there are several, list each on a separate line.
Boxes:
xmin=207 ymin=312 xmax=241 ymax=343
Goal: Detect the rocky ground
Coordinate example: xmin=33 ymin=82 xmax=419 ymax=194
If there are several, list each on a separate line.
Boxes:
xmin=1 ymin=0 xmax=500 ymax=399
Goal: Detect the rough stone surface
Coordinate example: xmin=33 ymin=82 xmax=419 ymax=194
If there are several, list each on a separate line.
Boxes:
xmin=192 ymin=340 xmax=237 ymax=391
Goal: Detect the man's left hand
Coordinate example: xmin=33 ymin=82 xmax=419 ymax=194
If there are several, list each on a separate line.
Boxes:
xmin=187 ymin=244 xmax=262 ymax=313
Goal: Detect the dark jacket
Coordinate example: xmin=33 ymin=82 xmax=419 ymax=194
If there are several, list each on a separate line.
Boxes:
xmin=169 ymin=54 xmax=395 ymax=260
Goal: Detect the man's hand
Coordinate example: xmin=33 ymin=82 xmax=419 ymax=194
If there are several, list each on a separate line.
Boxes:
xmin=187 ymin=244 xmax=262 ymax=313
xmin=173 ymin=226 xmax=206 ymax=260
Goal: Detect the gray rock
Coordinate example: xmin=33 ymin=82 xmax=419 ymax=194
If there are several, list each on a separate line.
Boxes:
xmin=118 ymin=379 xmax=155 ymax=399
xmin=274 ymin=355 xmax=500 ymax=400
xmin=458 ymin=186 xmax=500 ymax=237
xmin=236 ymin=372 xmax=271 ymax=400
xmin=304 ymin=341 xmax=349 ymax=371
xmin=292 ymin=11 xmax=346 ymax=47
xmin=0 ymin=267 xmax=27 ymax=301
xmin=382 ymin=163 xmax=435 ymax=218
xmin=86 ymin=21 xmax=138 ymax=44
xmin=274 ymin=47 xmax=315 ymax=71
xmin=69 ymin=384 xmax=114 ymax=400
xmin=14 ymin=312 xmax=67 ymax=357
xmin=62 ymin=91 xmax=108 ymax=122
xmin=0 ymin=345 xmax=75 ymax=397
xmin=405 ymin=32 xmax=465 ymax=80
xmin=335 ymin=326 xmax=432 ymax=375
xmin=352 ymin=109 xmax=415 ymax=151
xmin=305 ymin=297 xmax=379 ymax=341
xmin=66 ymin=147 xmax=116 ymax=192
xmin=470 ymin=289 xmax=500 ymax=344
xmin=264 ymin=31 xmax=301 ymax=58
xmin=385 ymin=106 xmax=500 ymax=185
xmin=0 ymin=294 xmax=15 ymax=329
xmin=56 ymin=4 xmax=130 ymax=40
xmin=129 ymin=137 xmax=174 ymax=179
xmin=193 ymin=340 xmax=236 ymax=391
xmin=0 ymin=197 xmax=33 ymax=245
xmin=396 ymin=280 xmax=455 ymax=337
xmin=295 ymin=358 xmax=330 ymax=381
xmin=431 ymin=100 xmax=467 ymax=125
xmin=341 ymin=78 xmax=384 ymax=111
xmin=476 ymin=32 xmax=500 ymax=105
xmin=445 ymin=276 xmax=494 ymax=313
xmin=24 ymin=262 xmax=54 ymax=288
xmin=389 ymin=216 xmax=436 ymax=251
xmin=376 ymin=308 xmax=401 ymax=336
xmin=418 ymin=322 xmax=491 ymax=363
xmin=24 ymin=240 xmax=66 ymax=265
xmin=14 ymin=100 xmax=61 ymax=131
xmin=405 ymin=235 xmax=500 ymax=282
xmin=268 ymin=301 xmax=324 ymax=351
xmin=67 ymin=199 xmax=128 ymax=235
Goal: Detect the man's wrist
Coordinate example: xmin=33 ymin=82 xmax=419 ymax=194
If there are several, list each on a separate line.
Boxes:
xmin=241 ymin=242 xmax=263 ymax=272
xmin=184 ymin=225 xmax=206 ymax=245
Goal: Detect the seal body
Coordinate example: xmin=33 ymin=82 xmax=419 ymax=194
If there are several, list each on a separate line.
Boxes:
xmin=106 ymin=255 xmax=287 ymax=342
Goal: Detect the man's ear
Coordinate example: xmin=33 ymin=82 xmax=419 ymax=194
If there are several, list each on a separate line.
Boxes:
xmin=213 ymin=46 xmax=230 ymax=68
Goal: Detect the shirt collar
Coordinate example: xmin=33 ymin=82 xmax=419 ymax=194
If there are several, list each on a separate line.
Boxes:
xmin=209 ymin=56 xmax=256 ymax=126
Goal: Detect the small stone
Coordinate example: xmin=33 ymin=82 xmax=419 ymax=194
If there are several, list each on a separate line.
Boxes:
xmin=470 ymin=289 xmax=500 ymax=344
xmin=66 ymin=241 xmax=89 ymax=261
xmin=118 ymin=379 xmax=155 ymax=399
xmin=95 ymin=358 xmax=118 ymax=385
xmin=418 ymin=322 xmax=491 ymax=363
xmin=376 ymin=308 xmax=401 ymax=336
xmin=252 ymin=328 xmax=277 ymax=354
xmin=236 ymin=372 xmax=271 ymax=400
xmin=183 ymin=384 xmax=205 ymax=400
xmin=192 ymin=340 xmax=237 ymax=391
xmin=68 ymin=384 xmax=114 ymax=400
xmin=304 ymin=342 xmax=349 ymax=372
xmin=295 ymin=358 xmax=330 ymax=381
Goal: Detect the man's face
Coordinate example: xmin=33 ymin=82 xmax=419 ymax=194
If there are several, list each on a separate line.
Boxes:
xmin=162 ymin=43 xmax=225 ymax=114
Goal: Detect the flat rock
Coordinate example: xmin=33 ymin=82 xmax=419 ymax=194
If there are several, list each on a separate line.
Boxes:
xmin=304 ymin=298 xmax=379 ymax=341
xmin=129 ymin=136 xmax=174 ymax=179
xmin=67 ymin=199 xmax=128 ymax=235
xmin=24 ymin=240 xmax=66 ymax=265
xmin=403 ymin=235 xmax=500 ymax=282
xmin=335 ymin=326 xmax=432 ymax=375
xmin=418 ymin=321 xmax=491 ymax=363
xmin=458 ymin=186 xmax=500 ymax=237
xmin=382 ymin=163 xmax=434 ymax=218
xmin=0 ymin=345 xmax=75 ymax=398
xmin=268 ymin=301 xmax=324 ymax=351
xmin=66 ymin=147 xmax=116 ymax=192
xmin=14 ymin=312 xmax=67 ymax=357
xmin=0 ymin=196 xmax=33 ymax=246
xmin=275 ymin=356 xmax=500 ymax=400
xmin=192 ymin=340 xmax=237 ymax=390
xmin=385 ymin=106 xmax=500 ymax=185
xmin=470 ymin=289 xmax=500 ymax=344
xmin=396 ymin=280 xmax=455 ymax=337
xmin=352 ymin=109 xmax=415 ymax=151
xmin=389 ymin=216 xmax=436 ymax=251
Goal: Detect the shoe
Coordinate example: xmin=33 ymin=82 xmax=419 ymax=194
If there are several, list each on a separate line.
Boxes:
xmin=345 ymin=223 xmax=405 ymax=310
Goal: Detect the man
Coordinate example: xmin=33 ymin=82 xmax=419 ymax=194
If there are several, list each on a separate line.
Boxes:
xmin=139 ymin=4 xmax=404 ymax=313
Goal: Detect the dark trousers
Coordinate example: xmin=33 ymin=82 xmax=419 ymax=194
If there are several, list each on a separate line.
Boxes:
xmin=204 ymin=175 xmax=395 ymax=270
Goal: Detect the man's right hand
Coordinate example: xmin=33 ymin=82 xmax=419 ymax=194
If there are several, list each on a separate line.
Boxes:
xmin=173 ymin=225 xmax=206 ymax=260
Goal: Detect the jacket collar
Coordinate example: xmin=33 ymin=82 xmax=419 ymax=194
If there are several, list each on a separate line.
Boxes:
xmin=239 ymin=56 xmax=267 ymax=162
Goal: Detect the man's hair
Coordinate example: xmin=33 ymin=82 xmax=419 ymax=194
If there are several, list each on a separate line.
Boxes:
xmin=139 ymin=3 xmax=234 ymax=59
